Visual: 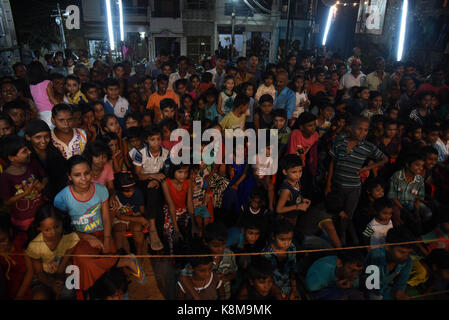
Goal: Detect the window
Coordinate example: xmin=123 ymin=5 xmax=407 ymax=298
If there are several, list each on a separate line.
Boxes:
xmin=185 ymin=0 xmax=209 ymax=10
xmin=123 ymin=0 xmax=148 ymax=16
xmin=187 ymin=36 xmax=211 ymax=65
xmin=153 ymin=0 xmax=180 ymax=18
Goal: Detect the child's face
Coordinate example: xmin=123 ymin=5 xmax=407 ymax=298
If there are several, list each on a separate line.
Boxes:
xmin=129 ymin=137 xmax=143 ymax=150
xmin=322 ymin=106 xmax=334 ymax=121
xmin=29 ymin=131 xmax=50 ymax=152
xmin=1 ymin=83 xmax=18 ymax=103
xmin=72 ymin=111 xmax=82 ymax=128
xmin=425 ymin=153 xmax=438 ymax=170
xmin=183 ymin=97 xmax=193 ymax=109
xmin=207 ymin=239 xmax=226 ymax=255
xmin=420 ymin=95 xmax=432 ymax=109
xmin=407 ymin=159 xmax=424 ymax=176
xmin=371 ymin=96 xmax=382 ymax=110
xmin=264 ymin=77 xmax=273 ymax=86
xmin=224 ymin=79 xmax=234 ymax=91
xmin=351 ymin=121 xmax=369 ymax=141
xmin=52 ymin=111 xmax=73 ymax=133
xmin=142 ymin=115 xmax=152 ymax=128
xmin=82 ymin=111 xmax=95 ymax=127
xmin=337 ymin=118 xmax=346 ymax=128
xmin=114 ymin=66 xmax=125 ymax=79
xmin=360 ymin=89 xmax=370 ymax=100
xmin=272 ymin=232 xmax=293 ymax=251
xmin=105 ymin=117 xmax=120 ymax=134
xmin=384 ymin=124 xmax=397 ymax=138
xmin=284 ymin=165 xmax=302 ymax=183
xmin=86 ymin=87 xmax=99 ymax=101
xmin=177 ymin=84 xmax=187 ymax=96
xmin=161 ymin=125 xmax=171 ymax=140
xmin=426 ymin=130 xmax=439 ymax=145
xmin=94 ymin=103 xmax=105 ymax=121
xmin=274 ymin=116 xmax=286 ymax=130
xmin=38 ymin=217 xmax=63 ymax=242
xmin=0 ymin=119 xmax=14 ymax=137
xmin=192 ymin=262 xmax=213 ymax=281
xmin=413 ymin=128 xmax=422 ymax=140
xmin=388 ymin=109 xmax=399 ymax=119
xmin=146 ymin=134 xmax=161 ymax=150
xmin=369 ymin=184 xmax=384 ymax=200
xmin=121 ymin=187 xmax=135 ymax=198
xmin=245 ymin=86 xmax=254 ymax=97
xmin=157 ymin=80 xmax=168 ymax=93
xmin=69 ymin=162 xmax=92 ymax=188
xmin=174 ymin=166 xmax=189 ymax=182
xmin=92 ymin=153 xmax=108 ymax=168
xmin=161 ymin=107 xmax=175 ymax=120
xmin=125 ymin=118 xmax=139 ymax=129
xmin=106 ymin=85 xmax=120 ymax=100
xmin=240 ymin=103 xmax=249 ymax=115
xmin=206 ymin=94 xmax=215 ymax=104
xmin=378 ymin=207 xmax=393 ymax=223
xmin=250 ymin=197 xmax=262 ymax=210
xmin=66 ymin=79 xmax=80 ymax=95
xmin=301 ymin=120 xmax=317 ymax=136
xmin=294 ymin=78 xmax=304 ymax=91
xmin=7 ymin=108 xmax=25 ymax=129
xmin=244 ymin=228 xmax=261 ymax=245
xmin=108 ymin=139 xmax=120 ymax=153
xmin=191 ymin=77 xmax=200 ymax=88
xmin=250 ymin=276 xmax=273 ymax=297
xmin=260 ymin=101 xmax=273 ymax=115
xmin=144 ymin=79 xmax=153 ymax=90
xmin=198 ymin=99 xmax=206 ymax=109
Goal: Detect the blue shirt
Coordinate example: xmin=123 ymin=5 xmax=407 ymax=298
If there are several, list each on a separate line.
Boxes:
xmin=274 ymin=87 xmax=296 ymax=120
xmin=263 ymin=243 xmax=297 ymax=296
xmin=365 ymin=247 xmax=413 ymax=299
xmin=54 ymin=183 xmax=109 ymax=233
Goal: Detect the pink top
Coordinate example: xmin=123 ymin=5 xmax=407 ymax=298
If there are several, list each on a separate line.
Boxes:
xmin=30 ymin=80 xmax=53 ymax=112
xmin=287 ymin=129 xmax=319 ymax=175
xmin=92 ymin=161 xmax=114 ymax=185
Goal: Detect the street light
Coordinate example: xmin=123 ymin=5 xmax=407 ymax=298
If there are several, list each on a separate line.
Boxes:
xmin=397 ymin=0 xmax=408 ymax=61
xmin=118 ymin=0 xmax=124 ymax=42
xmin=105 ymin=0 xmax=115 ymax=50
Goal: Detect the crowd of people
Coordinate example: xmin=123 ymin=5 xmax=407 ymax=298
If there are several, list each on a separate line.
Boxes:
xmin=1 ymin=46 xmax=449 ymax=301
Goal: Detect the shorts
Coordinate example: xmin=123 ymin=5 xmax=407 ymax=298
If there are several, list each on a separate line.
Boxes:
xmin=194 ymin=206 xmax=211 ymax=218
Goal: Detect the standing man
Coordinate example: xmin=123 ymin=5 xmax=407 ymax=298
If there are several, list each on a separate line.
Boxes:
xmin=339 ymin=59 xmax=366 ymax=95
xmin=168 ymin=56 xmax=191 ymax=91
xmin=247 ymin=53 xmax=263 ymax=85
xmin=146 ymin=49 xmax=169 ymax=78
xmin=362 ymin=57 xmax=389 ymax=97
xmin=273 ymin=71 xmax=296 ymax=125
xmin=208 ymin=54 xmax=227 ymax=91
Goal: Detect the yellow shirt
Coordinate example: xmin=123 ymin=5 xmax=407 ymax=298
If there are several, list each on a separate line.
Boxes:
xmin=220 ymin=112 xmax=246 ymax=131
xmin=26 ymin=232 xmax=80 ymax=274
xmin=67 ymin=90 xmax=87 ymax=105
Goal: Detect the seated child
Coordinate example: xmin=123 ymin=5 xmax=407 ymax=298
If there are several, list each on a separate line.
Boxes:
xmin=124 ymin=113 xmax=141 ymax=130
xmin=362 ymin=198 xmax=394 ymax=247
xmin=219 ymin=94 xmax=249 ymax=131
xmin=191 ymin=164 xmax=212 ymax=237
xmin=80 ymin=104 xmax=98 ymax=142
xmin=254 ymin=94 xmax=274 ymax=130
xmin=238 ymin=186 xmax=270 ymax=226
xmin=0 ymin=112 xmax=15 ymax=138
xmin=3 ymin=100 xmax=27 ymax=136
xmin=66 ymin=75 xmax=87 ymax=105
xmin=204 ymin=87 xmax=219 ymax=122
xmin=272 ymin=109 xmax=291 ymax=155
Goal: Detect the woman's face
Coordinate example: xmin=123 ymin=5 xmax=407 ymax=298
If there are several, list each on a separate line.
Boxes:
xmin=0 ymin=119 xmax=14 ymax=137
xmin=105 ymin=117 xmax=120 ymax=134
xmin=69 ymin=162 xmax=92 ymax=189
xmin=191 ymin=77 xmax=200 ymax=89
xmin=30 ymin=131 xmax=50 ymax=152
xmin=94 ymin=103 xmax=105 ymax=121
xmin=92 ymin=153 xmax=108 ymax=168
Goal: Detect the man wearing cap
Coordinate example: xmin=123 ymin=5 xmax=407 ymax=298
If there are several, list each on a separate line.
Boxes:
xmin=339 ymin=59 xmax=366 ymax=92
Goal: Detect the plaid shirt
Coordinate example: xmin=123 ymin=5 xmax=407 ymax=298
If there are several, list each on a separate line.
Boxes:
xmin=387 ymin=169 xmax=425 ymax=208
xmin=329 ymin=136 xmax=384 ymax=187
xmin=263 ymin=243 xmax=297 ymax=296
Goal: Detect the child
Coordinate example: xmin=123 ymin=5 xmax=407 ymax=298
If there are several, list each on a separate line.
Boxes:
xmin=376 ymin=119 xmax=401 ymax=178
xmin=217 ymin=75 xmax=236 ymax=122
xmin=26 ymin=204 xmax=80 ymax=299
xmin=204 ymin=87 xmax=219 ymax=122
xmin=236 ymin=256 xmax=283 ymax=300
xmin=3 ymin=100 xmax=26 ymax=136
xmin=177 ymin=244 xmax=225 ymax=300
xmin=92 ymin=100 xmax=106 ymax=135
xmin=263 ymin=218 xmax=300 ymax=300
xmin=133 ymin=125 xmax=168 ymax=251
xmin=316 ymin=104 xmax=334 ymax=138
xmin=81 ymin=82 xmax=100 ymax=103
xmin=159 ymin=98 xmax=177 ymax=122
xmin=50 ymin=104 xmax=88 ymax=160
xmin=0 ymin=135 xmax=46 ymax=232
xmin=362 ymin=198 xmax=394 ymax=246
xmin=290 ymin=75 xmax=310 ymax=119
xmin=28 ymin=61 xmax=55 ymax=127
xmin=254 ymin=94 xmax=274 ymax=130
xmin=241 ymin=82 xmax=256 ymax=128
xmin=191 ymin=164 xmax=212 ymax=237
xmin=435 ymin=121 xmax=449 ymax=162
xmin=141 ymin=111 xmax=152 ymax=128
xmin=273 ymin=109 xmax=291 ymax=155
xmin=0 ymin=112 xmax=15 ymax=137
xmin=111 ymin=172 xmax=149 ymax=256
xmin=139 ymin=76 xmax=154 ymax=104
xmin=54 ymin=156 xmax=145 ymax=296
xmin=326 ymin=116 xmax=388 ymax=245
xmin=238 ymin=186 xmax=270 ymax=226
xmin=161 ymin=163 xmax=197 ymax=253
xmin=126 ymin=127 xmax=144 ymax=167
xmin=193 ymin=94 xmax=207 ymax=122
xmin=124 ymin=113 xmax=141 ymax=130
xmin=87 ymin=267 xmax=129 ymax=300
xmin=71 ymin=105 xmax=83 ymax=129
xmin=188 ymin=74 xmax=201 ymax=101
xmin=101 ymin=132 xmax=127 ymax=172
xmin=178 ymin=94 xmax=194 ymax=129
xmin=80 ymin=105 xmax=97 ymax=142
xmin=361 ymin=91 xmax=383 ymax=119
xmin=103 ymin=78 xmax=129 ymax=129
xmin=65 ymin=75 xmax=87 ymax=105
xmin=255 ymin=71 xmax=276 ymax=102
xmin=160 ymin=118 xmax=180 ymax=151
xmin=0 ymin=213 xmax=33 ymax=299
xmin=219 ymin=94 xmax=250 ymax=131
xmin=424 ymin=125 xmax=446 ymax=162
xmin=146 ymin=74 xmax=179 ymax=123
xmin=101 ymin=114 xmax=129 ymax=167
xmin=127 ymin=90 xmax=144 ymax=115
xmin=276 ymin=154 xmax=311 ymax=227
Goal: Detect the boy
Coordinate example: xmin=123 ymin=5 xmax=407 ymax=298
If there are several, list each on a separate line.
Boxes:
xmin=50 ymin=104 xmax=87 ymax=160
xmin=388 ymin=152 xmax=430 ymax=234
xmin=306 ymin=250 xmax=365 ymax=300
xmin=326 ymin=116 xmax=388 ymax=245
xmin=0 ymin=135 xmax=47 ymax=232
xmin=3 ymin=100 xmax=27 ymax=136
xmin=146 ymin=74 xmax=179 ymax=123
xmin=273 ymin=108 xmax=291 ymax=155
xmin=103 ymin=78 xmax=129 ymax=129
xmin=126 ymin=126 xmax=144 ymax=164
xmin=364 ymin=227 xmax=414 ymax=300
xmin=65 ymin=75 xmax=87 ymax=105
xmin=81 ymin=82 xmax=100 ymax=103
xmin=159 ymin=98 xmax=177 ymax=122
xmin=276 ymin=154 xmax=311 ymax=227
xmin=219 ymin=94 xmax=250 ymax=131
xmin=423 ymin=125 xmax=447 ymax=162
xmin=133 ymin=124 xmax=168 ymax=251
xmin=236 ymin=256 xmax=283 ymax=300
xmin=362 ymin=198 xmax=394 ymax=246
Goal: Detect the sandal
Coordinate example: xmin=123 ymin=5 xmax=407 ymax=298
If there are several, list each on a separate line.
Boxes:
xmin=129 ymin=254 xmax=146 ymax=285
xmin=149 ymin=230 xmax=164 ymax=251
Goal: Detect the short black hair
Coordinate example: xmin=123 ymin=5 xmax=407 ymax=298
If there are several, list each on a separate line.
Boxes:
xmin=237 ymin=56 xmax=247 ymax=64
xmin=160 ymin=98 xmax=177 ymax=111
xmin=233 ymin=94 xmax=250 ymax=109
xmin=49 ymin=73 xmax=65 ymax=81
xmin=156 ymin=73 xmax=169 ymax=83
xmin=262 ymin=71 xmax=275 ymax=82
xmin=81 ymin=82 xmax=98 ymax=95
xmin=88 ymin=267 xmax=128 ymax=300
xmin=126 ymin=126 xmax=143 ymax=140
xmin=259 ymin=94 xmax=273 ymax=105
xmin=421 ymin=146 xmax=438 ymax=157
xmin=3 ymin=99 xmax=29 ymax=113
xmin=51 ymin=104 xmax=72 ymax=118
xmin=104 ymin=78 xmax=120 ymax=89
xmin=248 ymin=256 xmax=274 ymax=280
xmin=204 ymin=221 xmax=227 ymax=243
xmin=281 ymin=154 xmax=302 ymax=172
xmin=273 ymin=109 xmax=287 ymax=120
xmin=124 ymin=112 xmax=142 ymax=123
xmin=113 ymin=62 xmax=125 ymax=71
xmin=174 ymin=78 xmax=188 ymax=90
xmin=189 ymin=243 xmax=213 ymax=268
xmin=337 ymin=250 xmax=365 ymax=266
xmin=270 ymin=218 xmax=293 ymax=241
xmin=114 ymin=171 xmax=136 ymax=192
xmin=159 ymin=118 xmax=178 ymax=132
xmin=364 ymin=177 xmax=385 ymax=193
xmin=0 ymin=134 xmax=27 ymax=165
xmin=143 ymin=123 xmax=162 ymax=139
xmin=66 ymin=75 xmax=81 ymax=84
xmin=404 ymin=152 xmax=425 ymax=166
xmin=83 ymin=140 xmax=112 ymax=163
xmin=373 ymin=197 xmax=393 ymax=214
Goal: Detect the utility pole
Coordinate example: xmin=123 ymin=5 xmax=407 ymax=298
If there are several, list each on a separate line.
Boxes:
xmin=231 ymin=0 xmax=236 ymax=62
xmin=51 ymin=3 xmax=69 ymax=56
xmin=283 ymin=0 xmax=292 ymax=61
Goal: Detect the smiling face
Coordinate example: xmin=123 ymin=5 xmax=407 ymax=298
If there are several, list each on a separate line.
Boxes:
xmin=368 ymin=184 xmax=384 ymax=200
xmin=425 ymin=152 xmax=438 ymax=170
xmin=38 ymin=216 xmax=63 ymax=242
xmin=406 ymin=159 xmax=424 ymax=176
xmin=69 ymin=162 xmax=92 ymax=189
xmin=29 ymin=131 xmax=50 ymax=152
xmin=105 ymin=117 xmax=120 ymax=134
xmin=351 ymin=120 xmax=369 ymax=141
xmin=1 ymin=83 xmax=18 ymax=103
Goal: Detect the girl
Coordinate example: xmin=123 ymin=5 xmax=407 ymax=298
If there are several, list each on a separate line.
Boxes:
xmin=161 ymin=163 xmax=198 ymax=254
xmin=124 ymin=113 xmax=141 ymax=130
xmin=26 ymin=204 xmax=80 ymax=299
xmin=0 ymin=214 xmax=33 ymax=299
xmin=204 ymin=87 xmax=219 ymax=122
xmin=316 ymin=105 xmax=334 ymax=139
xmin=80 ymin=105 xmax=98 ymax=142
xmin=111 ymin=172 xmax=151 ymax=256
xmin=241 ymin=82 xmax=256 ymax=128
xmin=160 ymin=118 xmax=181 ymax=151
xmin=28 ymin=61 xmax=55 ymax=128
xmin=0 ymin=112 xmax=15 ymax=137
xmin=217 ymin=75 xmax=236 ymax=122
xmin=255 ymin=71 xmax=276 ymax=102
xmin=127 ymin=90 xmax=144 ymax=114
xmin=101 ymin=114 xmax=131 ymax=168
xmin=191 ymin=165 xmax=212 ymax=237
xmin=92 ymin=101 xmax=106 ymax=136
xmin=179 ymin=94 xmax=194 ymax=129
xmin=348 ymin=86 xmax=369 ymax=116
xmin=53 ymin=156 xmax=145 ymax=297
xmin=139 ymin=76 xmax=154 ymax=105
xmin=193 ymin=95 xmax=207 ymax=122
xmin=24 ymin=119 xmax=68 ymax=200
xmin=101 ymin=132 xmax=127 ymax=172
xmin=290 ymin=75 xmax=310 ymax=120
xmin=189 ymin=74 xmax=201 ymax=101
xmin=361 ymin=91 xmax=383 ymax=119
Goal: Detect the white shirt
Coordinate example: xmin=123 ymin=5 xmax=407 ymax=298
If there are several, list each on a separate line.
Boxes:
xmin=133 ymin=146 xmax=169 ymax=174
xmin=363 ymin=218 xmax=393 ymax=246
xmin=103 ymin=95 xmax=129 ymax=119
xmin=292 ymin=92 xmax=308 ymax=118
xmin=339 ymin=72 xmax=366 ymax=90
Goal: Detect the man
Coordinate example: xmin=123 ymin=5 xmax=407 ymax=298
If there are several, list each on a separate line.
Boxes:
xmin=146 ymin=49 xmax=169 ymax=78
xmin=168 ymin=56 xmax=191 ymax=91
xmin=346 ymin=47 xmax=362 ymax=70
xmin=12 ymin=63 xmax=27 ymax=81
xmin=74 ymin=64 xmax=90 ymax=84
xmin=362 ymin=57 xmax=389 ymax=96
xmin=339 ymin=59 xmax=366 ymax=93
xmin=247 ymin=54 xmax=262 ymax=85
xmin=273 ymin=71 xmax=296 ymax=123
xmin=415 ymin=68 xmax=449 ymax=96
xmin=207 ymin=54 xmax=227 ymax=91
xmin=397 ymin=76 xmax=417 ymax=118
xmin=387 ymin=62 xmax=405 ymax=92
xmin=235 ymin=56 xmax=255 ymax=87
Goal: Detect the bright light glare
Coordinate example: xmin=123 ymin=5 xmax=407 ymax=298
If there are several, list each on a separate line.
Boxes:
xmin=105 ymin=0 xmax=115 ymax=50
xmin=118 ymin=0 xmax=124 ymax=41
xmin=140 ymin=32 xmax=146 ymax=39
xmin=322 ymin=5 xmax=336 ymax=46
xmin=397 ymin=0 xmax=408 ymax=61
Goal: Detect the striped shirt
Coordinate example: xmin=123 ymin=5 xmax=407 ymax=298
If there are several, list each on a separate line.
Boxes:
xmin=329 ymin=137 xmax=384 ymax=187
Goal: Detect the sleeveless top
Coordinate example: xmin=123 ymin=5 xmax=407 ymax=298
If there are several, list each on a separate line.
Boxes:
xmin=278 ymin=180 xmax=303 ymax=216
xmin=220 ymin=90 xmax=236 ymax=116
xmin=166 ymin=178 xmax=189 ymax=215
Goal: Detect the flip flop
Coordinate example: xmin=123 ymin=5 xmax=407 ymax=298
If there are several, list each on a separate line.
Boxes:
xmin=129 ymin=254 xmax=146 ymax=285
